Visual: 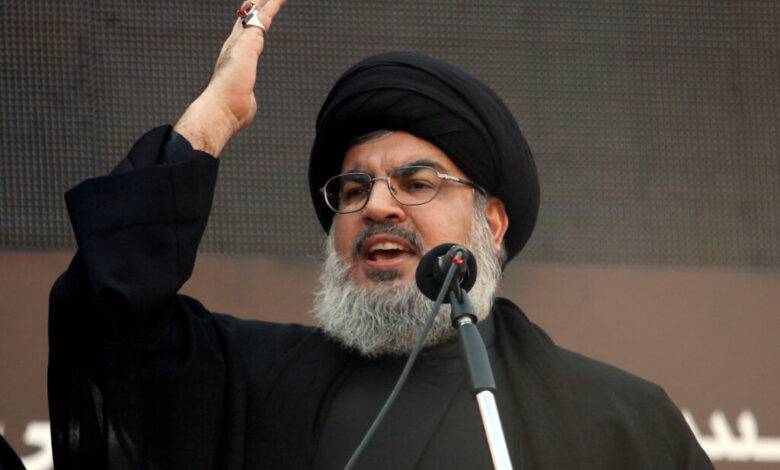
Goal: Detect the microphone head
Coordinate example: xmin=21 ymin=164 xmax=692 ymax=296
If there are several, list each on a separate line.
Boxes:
xmin=415 ymin=243 xmax=478 ymax=302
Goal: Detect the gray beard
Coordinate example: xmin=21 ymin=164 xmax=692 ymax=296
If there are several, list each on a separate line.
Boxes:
xmin=313 ymin=208 xmax=503 ymax=357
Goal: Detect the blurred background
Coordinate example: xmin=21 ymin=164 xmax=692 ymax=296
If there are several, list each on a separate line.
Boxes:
xmin=1 ymin=1 xmax=778 ymax=468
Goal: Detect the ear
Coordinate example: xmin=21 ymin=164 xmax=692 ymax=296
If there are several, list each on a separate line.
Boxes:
xmin=484 ymin=196 xmax=509 ymax=253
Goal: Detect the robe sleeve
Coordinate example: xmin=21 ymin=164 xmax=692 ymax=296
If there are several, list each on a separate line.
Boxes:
xmin=47 ymin=126 xmax=237 ymax=469
xmin=647 ymin=387 xmax=715 ymax=469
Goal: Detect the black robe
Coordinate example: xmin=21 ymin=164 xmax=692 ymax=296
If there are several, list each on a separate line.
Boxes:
xmin=48 ymin=126 xmax=713 ymax=469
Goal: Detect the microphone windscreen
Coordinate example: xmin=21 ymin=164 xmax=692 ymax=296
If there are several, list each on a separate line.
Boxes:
xmin=415 ymin=243 xmax=477 ymax=302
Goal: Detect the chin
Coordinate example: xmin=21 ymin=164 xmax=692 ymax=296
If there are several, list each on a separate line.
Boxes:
xmin=355 ymin=268 xmax=415 ymax=287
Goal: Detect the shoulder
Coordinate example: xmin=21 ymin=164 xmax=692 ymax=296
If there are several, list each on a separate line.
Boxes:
xmin=494 ymin=298 xmax=712 ymax=466
xmin=551 ymin=348 xmax=712 ymax=466
xmin=179 ymin=294 xmax=330 ymax=374
xmin=493 ymin=297 xmax=664 ymax=400
xmin=557 ymin=346 xmax=666 ymax=403
xmin=179 ymin=294 xmax=317 ymax=339
xmin=210 ymin=309 xmax=319 ymax=352
xmin=493 ymin=297 xmax=685 ymax=433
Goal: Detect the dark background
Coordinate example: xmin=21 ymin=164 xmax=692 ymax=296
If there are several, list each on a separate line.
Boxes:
xmin=2 ymin=0 xmax=776 ymax=264
xmin=1 ymin=1 xmax=778 ymax=468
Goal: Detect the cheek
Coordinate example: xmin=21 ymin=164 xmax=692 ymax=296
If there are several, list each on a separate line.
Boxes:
xmin=410 ymin=203 xmax=473 ymax=247
xmin=332 ymin=217 xmax=357 ymax=258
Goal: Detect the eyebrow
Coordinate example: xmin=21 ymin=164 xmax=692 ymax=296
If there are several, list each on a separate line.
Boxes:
xmin=405 ymin=159 xmax=447 ymax=172
xmin=344 ymin=158 xmax=448 ymax=174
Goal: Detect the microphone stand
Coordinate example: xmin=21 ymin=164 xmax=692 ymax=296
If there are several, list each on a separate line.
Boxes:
xmin=345 ymin=244 xmax=512 ymax=470
xmin=449 ymin=282 xmax=513 ymax=470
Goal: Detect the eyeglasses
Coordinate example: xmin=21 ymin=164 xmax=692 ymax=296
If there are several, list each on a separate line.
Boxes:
xmin=320 ymin=165 xmax=486 ymax=214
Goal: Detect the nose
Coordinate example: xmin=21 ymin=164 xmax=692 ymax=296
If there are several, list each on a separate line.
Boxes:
xmin=361 ymin=178 xmax=406 ymax=224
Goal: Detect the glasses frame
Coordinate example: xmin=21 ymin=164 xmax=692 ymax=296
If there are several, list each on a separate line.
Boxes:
xmin=319 ymin=165 xmax=487 ymax=214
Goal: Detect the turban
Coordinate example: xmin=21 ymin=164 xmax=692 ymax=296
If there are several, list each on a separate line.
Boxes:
xmin=308 ymin=52 xmax=540 ymax=263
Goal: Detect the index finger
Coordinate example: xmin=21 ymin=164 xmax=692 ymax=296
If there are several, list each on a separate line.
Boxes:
xmin=252 ymin=0 xmax=287 ymax=34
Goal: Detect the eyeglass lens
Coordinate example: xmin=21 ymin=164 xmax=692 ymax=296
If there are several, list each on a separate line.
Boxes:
xmin=324 ymin=166 xmax=442 ymax=213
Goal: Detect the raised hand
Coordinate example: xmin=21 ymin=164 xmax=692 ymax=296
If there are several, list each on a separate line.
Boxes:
xmin=174 ymin=0 xmax=287 ymax=157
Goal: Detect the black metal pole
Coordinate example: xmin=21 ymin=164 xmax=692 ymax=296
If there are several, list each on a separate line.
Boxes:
xmin=449 ymin=287 xmax=513 ymax=470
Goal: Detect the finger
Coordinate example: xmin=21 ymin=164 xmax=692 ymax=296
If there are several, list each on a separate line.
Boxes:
xmin=250 ymin=0 xmax=286 ymax=34
xmin=214 ymin=18 xmax=244 ymax=62
xmin=217 ymin=0 xmax=284 ymax=70
xmin=229 ymin=15 xmax=245 ymax=38
xmin=221 ymin=18 xmax=245 ymax=53
xmin=260 ymin=0 xmax=286 ymax=23
xmin=221 ymin=13 xmax=262 ymax=66
xmin=214 ymin=16 xmax=246 ymax=68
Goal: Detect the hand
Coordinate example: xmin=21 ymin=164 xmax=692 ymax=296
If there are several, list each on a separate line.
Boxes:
xmin=174 ymin=0 xmax=287 ymax=157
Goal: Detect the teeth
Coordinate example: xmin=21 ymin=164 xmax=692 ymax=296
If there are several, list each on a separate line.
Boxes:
xmin=368 ymin=242 xmax=405 ymax=253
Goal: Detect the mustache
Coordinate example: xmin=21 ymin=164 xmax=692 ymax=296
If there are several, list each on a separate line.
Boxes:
xmin=353 ymin=223 xmax=423 ymax=259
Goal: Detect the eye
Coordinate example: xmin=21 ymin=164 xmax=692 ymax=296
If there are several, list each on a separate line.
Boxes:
xmin=396 ymin=168 xmax=439 ymax=193
xmin=342 ymin=185 xmax=370 ymax=200
xmin=406 ymin=179 xmax=436 ymax=191
xmin=333 ymin=174 xmax=372 ymax=202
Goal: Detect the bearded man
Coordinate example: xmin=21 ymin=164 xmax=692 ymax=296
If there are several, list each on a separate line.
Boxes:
xmin=48 ymin=1 xmax=712 ymax=469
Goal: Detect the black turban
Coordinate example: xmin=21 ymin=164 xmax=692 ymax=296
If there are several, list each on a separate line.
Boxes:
xmin=308 ymin=52 xmax=540 ymax=262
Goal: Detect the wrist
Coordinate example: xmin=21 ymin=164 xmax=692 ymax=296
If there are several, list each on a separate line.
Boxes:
xmin=174 ymin=95 xmax=240 ymax=158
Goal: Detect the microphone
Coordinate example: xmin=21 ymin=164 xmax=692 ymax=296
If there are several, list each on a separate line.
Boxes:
xmin=345 ymin=244 xmax=497 ymax=470
xmin=415 ymin=243 xmax=477 ymax=302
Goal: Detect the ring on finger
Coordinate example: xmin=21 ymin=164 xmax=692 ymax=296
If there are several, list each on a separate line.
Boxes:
xmin=237 ymin=1 xmax=256 ymax=18
xmin=242 ymin=12 xmax=267 ymax=33
xmin=237 ymin=1 xmax=267 ymax=34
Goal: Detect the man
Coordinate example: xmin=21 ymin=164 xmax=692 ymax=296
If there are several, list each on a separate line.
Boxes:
xmin=48 ymin=1 xmax=713 ymax=468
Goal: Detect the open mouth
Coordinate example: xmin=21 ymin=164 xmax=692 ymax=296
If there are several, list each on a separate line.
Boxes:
xmin=359 ymin=235 xmax=419 ymax=268
xmin=366 ymin=241 xmax=413 ymax=261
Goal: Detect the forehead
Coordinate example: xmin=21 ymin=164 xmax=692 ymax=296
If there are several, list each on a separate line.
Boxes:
xmin=341 ymin=131 xmax=466 ymax=178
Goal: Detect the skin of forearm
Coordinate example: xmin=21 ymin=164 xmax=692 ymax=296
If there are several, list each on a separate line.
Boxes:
xmin=173 ymin=95 xmax=241 ymax=158
xmin=172 ymin=1 xmax=284 ymax=157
